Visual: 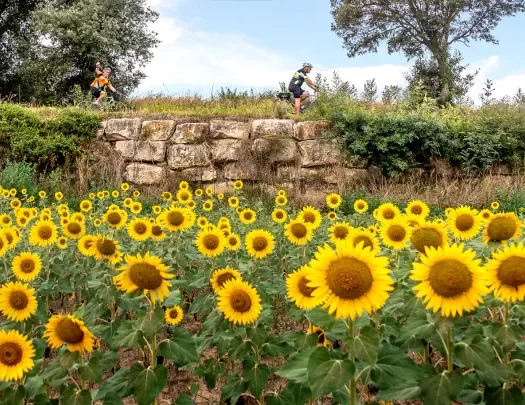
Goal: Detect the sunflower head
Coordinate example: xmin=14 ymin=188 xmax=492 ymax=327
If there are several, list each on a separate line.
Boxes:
xmin=486 ymin=243 xmax=525 ymax=303
xmin=285 ymin=219 xmax=314 ymax=246
xmin=491 ymin=201 xmax=500 ymax=210
xmin=353 ymin=199 xmax=368 ymax=214
xmin=327 ymin=211 xmax=337 ymax=221
xmin=165 ymin=306 xmax=184 ymax=325
xmin=233 ymin=180 xmax=243 ymax=190
xmin=375 ymin=203 xmax=400 ymax=222
xmin=308 ymin=325 xmax=329 ymax=347
xmin=406 ymin=200 xmax=430 ymax=218
xmin=379 ymin=218 xmax=412 ymax=250
xmin=196 ymin=229 xmax=226 ymax=257
xmin=272 ymin=208 xmax=287 ymax=224
xmin=179 ymin=181 xmax=189 ymax=190
xmin=410 ymin=222 xmax=448 ymax=254
xmin=483 ymin=212 xmax=522 ymax=245
xmin=43 ymin=315 xmax=96 ymax=352
xmin=0 ymin=282 xmax=38 ymax=322
xmin=448 ymin=206 xmax=482 ymax=240
xmin=228 ymin=196 xmax=239 ymax=208
xmin=226 ymin=233 xmax=241 ymax=251
xmin=298 ymin=206 xmax=322 ymax=229
xmin=0 ymin=329 xmax=35 ymax=381
xmin=246 ymin=229 xmax=275 ymax=259
xmin=326 ymin=193 xmax=342 ymax=209
xmin=329 ymin=222 xmax=353 ymax=244
xmin=128 ymin=218 xmax=152 ymax=241
xmin=217 ymin=279 xmax=262 ymax=325
xmin=211 ymin=267 xmax=242 ymax=292
xmin=29 ymin=220 xmax=58 ymax=247
xmin=239 ymin=209 xmax=256 ymax=225
xmin=286 ymin=266 xmax=324 ymax=310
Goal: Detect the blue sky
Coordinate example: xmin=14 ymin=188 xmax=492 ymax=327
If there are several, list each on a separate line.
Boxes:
xmin=139 ymin=0 xmax=525 ymax=101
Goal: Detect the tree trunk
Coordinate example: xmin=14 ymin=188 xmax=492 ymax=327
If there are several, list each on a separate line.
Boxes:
xmin=437 ymin=52 xmax=451 ymax=104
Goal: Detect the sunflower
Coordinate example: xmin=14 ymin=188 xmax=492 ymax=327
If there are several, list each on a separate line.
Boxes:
xmin=38 ymin=191 xmax=47 ymax=198
xmin=308 ymin=325 xmax=329 ymax=347
xmin=133 ymin=190 xmax=140 ymax=198
xmin=103 ymin=209 xmax=128 ymax=229
xmin=62 ymin=221 xmax=85 ymax=240
xmin=411 ymin=243 xmax=488 ymax=317
xmin=483 ymin=213 xmax=522 ymax=245
xmin=16 ymin=215 xmax=29 ymax=228
xmin=1 ymin=230 xmax=18 ymax=252
xmin=77 ymin=235 xmax=96 ymax=257
xmin=228 ymin=196 xmax=239 ymax=208
xmin=278 ymin=190 xmax=286 ymax=196
xmin=165 ymin=306 xmax=184 ymax=325
xmin=246 ymin=229 xmax=275 ymax=259
xmin=406 ymin=200 xmax=430 ymax=218
xmin=202 ymin=200 xmax=213 ymax=212
xmin=219 ymin=217 xmax=230 ymax=225
xmin=0 ymin=282 xmax=37 ymax=322
xmin=275 ymin=195 xmax=288 ymax=206
xmin=176 ymin=189 xmax=193 ymax=204
xmin=485 ymin=243 xmax=525 ymax=303
xmin=374 ymin=203 xmax=401 ymax=223
xmin=57 ymin=236 xmax=68 ymax=249
xmin=479 ymin=209 xmax=493 ymax=222
xmin=236 ymin=207 xmax=242 ymax=214
xmin=329 ymin=222 xmax=353 ymax=244
xmin=89 ymin=193 xmax=95 ymax=199
xmin=205 ymin=187 xmax=213 ymax=196
xmin=159 ymin=207 xmax=195 ymax=232
xmin=354 ymin=200 xmax=368 ymax=214
xmin=0 ymin=330 xmax=35 ymax=382
xmin=379 ymin=218 xmax=412 ymax=250
xmin=284 ymin=219 xmax=313 ymax=246
xmin=491 ymin=201 xmax=500 ymax=210
xmin=90 ymin=235 xmax=122 ymax=264
xmin=127 ymin=218 xmax=152 ymax=241
xmin=448 ymin=206 xmax=483 ymax=240
xmin=179 ymin=181 xmax=189 ymax=190
xmin=217 ymin=279 xmax=262 ymax=325
xmin=348 ymin=229 xmax=381 ymax=255
xmin=197 ymin=216 xmax=208 ymax=228
xmin=54 ymin=192 xmax=63 ymax=201
xmin=306 ymin=241 xmax=394 ymax=320
xmin=327 ymin=211 xmax=337 ymax=221
xmin=130 ymin=202 xmax=142 ymax=214
xmin=226 ymin=233 xmax=241 ymax=251
xmin=286 ymin=266 xmax=325 ymax=310
xmin=113 ymin=252 xmax=174 ymax=302
xmin=233 ymin=180 xmax=244 ymax=190
xmin=29 ymin=220 xmax=58 ymax=247
xmin=124 ymin=197 xmax=133 ymax=207
xmin=93 ymin=219 xmax=102 ymax=227
xmin=0 ymin=214 xmax=12 ymax=227
xmin=272 ymin=208 xmax=287 ymax=224
xmin=39 ymin=213 xmax=51 ymax=222
xmin=326 ymin=193 xmax=342 ymax=209
xmin=218 ymin=193 xmax=224 ymax=200
xmin=410 ymin=222 xmax=448 ymax=254
xmin=121 ymin=182 xmax=130 ymax=191
xmin=239 ymin=208 xmax=256 ymax=225
xmin=43 ymin=315 xmax=96 ymax=352
xmin=404 ymin=214 xmax=424 ymax=228
xmin=298 ymin=206 xmax=322 ymax=229
xmin=97 ymin=191 xmax=104 ymax=199
xmin=196 ymin=228 xmax=226 ymax=257
xmin=112 ymin=190 xmax=119 ymax=198
xmin=10 ymin=199 xmax=22 ymax=209
xmin=151 ymin=224 xmax=166 ymax=241
xmin=211 ymin=267 xmax=242 ymax=292
xmin=161 ymin=191 xmax=173 ymax=201
xmin=79 ymin=200 xmax=92 ymax=212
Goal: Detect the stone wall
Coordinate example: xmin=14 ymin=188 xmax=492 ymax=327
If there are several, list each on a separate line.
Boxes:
xmin=94 ymin=118 xmax=368 ymax=191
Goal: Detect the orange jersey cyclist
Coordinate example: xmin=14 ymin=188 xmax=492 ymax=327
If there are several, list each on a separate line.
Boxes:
xmin=90 ymin=65 xmax=118 ymax=109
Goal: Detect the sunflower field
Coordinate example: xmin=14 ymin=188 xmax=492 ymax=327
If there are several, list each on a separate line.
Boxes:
xmin=1 ymin=182 xmax=525 ymax=405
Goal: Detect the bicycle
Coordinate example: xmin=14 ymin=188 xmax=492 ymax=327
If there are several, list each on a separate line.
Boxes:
xmin=77 ymin=89 xmax=130 ymax=112
xmin=274 ymin=82 xmax=316 ymax=115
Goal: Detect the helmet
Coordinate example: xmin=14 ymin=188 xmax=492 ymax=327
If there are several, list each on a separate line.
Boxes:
xmin=103 ymin=67 xmax=111 ymax=72
xmin=303 ymin=62 xmax=313 ymax=68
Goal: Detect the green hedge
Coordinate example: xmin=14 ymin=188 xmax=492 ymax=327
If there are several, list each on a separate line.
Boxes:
xmin=331 ymin=104 xmax=525 ymax=177
xmin=0 ymin=104 xmax=100 ymax=169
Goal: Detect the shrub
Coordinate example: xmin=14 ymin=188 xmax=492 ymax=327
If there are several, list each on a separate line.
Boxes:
xmin=0 ymin=161 xmax=38 ymax=195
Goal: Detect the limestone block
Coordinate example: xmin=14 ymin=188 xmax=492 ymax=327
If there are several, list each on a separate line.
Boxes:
xmin=293 ymin=120 xmax=331 ymax=140
xmin=173 ymin=123 xmax=209 ymax=144
xmin=179 ymin=166 xmax=218 ymax=182
xmin=299 ymin=139 xmax=344 ymax=167
xmin=211 ymin=139 xmax=243 ymax=163
xmin=251 ymin=119 xmax=294 ymax=138
xmin=251 ymin=137 xmax=299 ymax=164
xmin=104 ymin=118 xmax=141 ymax=141
xmin=95 ymin=121 xmax=106 ymax=139
xmin=223 ymin=161 xmax=260 ymax=180
xmin=125 ymin=163 xmax=164 ymax=185
xmin=167 ymin=144 xmax=210 ymax=169
xmin=114 ymin=141 xmax=134 ymax=160
xmin=276 ymin=166 xmax=323 ymax=182
xmin=324 ymin=168 xmax=368 ymax=185
xmin=142 ymin=120 xmax=176 ymax=141
xmin=210 ymin=120 xmax=250 ymax=140
xmin=134 ymin=141 xmax=166 ymax=162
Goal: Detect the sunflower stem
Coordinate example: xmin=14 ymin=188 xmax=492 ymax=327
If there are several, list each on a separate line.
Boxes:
xmin=504 ymin=302 xmax=510 ymax=365
xmin=79 ymin=351 xmax=86 ymax=389
xmin=348 ymin=318 xmax=357 ymax=405
xmin=424 ymin=341 xmax=430 ymax=364
xmin=504 ymin=302 xmax=510 ymax=326
xmin=446 ymin=327 xmax=454 ymax=372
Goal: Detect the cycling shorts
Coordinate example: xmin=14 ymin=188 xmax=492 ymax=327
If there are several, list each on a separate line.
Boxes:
xmin=91 ymin=86 xmax=104 ymax=98
xmin=288 ymin=84 xmax=305 ymax=99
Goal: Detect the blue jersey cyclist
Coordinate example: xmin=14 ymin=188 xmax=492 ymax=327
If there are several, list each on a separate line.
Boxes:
xmin=288 ymin=62 xmax=318 ymax=116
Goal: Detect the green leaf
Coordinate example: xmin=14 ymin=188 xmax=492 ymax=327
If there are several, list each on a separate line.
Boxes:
xmin=79 ymin=357 xmax=102 ymax=383
xmin=305 ymin=307 xmax=340 ymax=331
xmin=112 ymin=321 xmax=145 ymax=349
xmin=164 ymin=290 xmax=182 ymax=307
xmin=72 ymin=305 xmax=84 ymax=319
xmin=221 ymin=374 xmax=247 ymax=404
xmin=275 ymin=348 xmax=315 ymax=384
xmin=140 ymin=307 xmax=165 ymax=337
xmin=102 ymin=392 xmax=124 ymax=405
xmin=93 ymin=368 xmax=130 ymax=400
xmin=294 ymin=332 xmax=318 ymax=350
xmin=24 ymin=375 xmax=46 ymax=399
xmin=261 ymin=335 xmax=295 ymax=357
xmin=158 ymin=326 xmax=199 ymax=365
xmin=398 ymin=310 xmax=436 ymax=341
xmin=132 ymin=365 xmax=168 ymax=405
xmin=370 ymin=344 xmax=421 ymax=389
xmin=377 ymin=381 xmax=421 ymax=401
xmin=344 ymin=325 xmax=379 ymax=365
xmin=194 ymin=358 xmax=226 ymax=390
xmin=307 ymin=347 xmax=355 ymax=399
xmin=493 ymin=323 xmax=520 ymax=352
xmin=173 ymin=394 xmax=193 ymax=404
xmin=266 ymin=391 xmax=296 ymax=405
xmin=3 ymin=386 xmax=25 ymax=405
xmin=244 ymin=363 xmax=270 ymax=398
xmin=484 ymin=386 xmax=524 ymax=405
xmin=91 ymin=350 xmax=120 ymax=371
xmin=59 ymin=386 xmax=92 ymax=405
xmin=420 ymin=371 xmax=464 ymax=405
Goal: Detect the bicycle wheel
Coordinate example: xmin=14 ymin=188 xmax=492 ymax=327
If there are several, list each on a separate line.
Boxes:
xmin=76 ymin=101 xmax=100 ymax=111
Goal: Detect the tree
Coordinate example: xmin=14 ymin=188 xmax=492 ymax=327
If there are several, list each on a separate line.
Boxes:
xmin=361 ymin=78 xmax=378 ymax=103
xmin=330 ymin=0 xmax=525 ymax=103
xmin=18 ymin=0 xmax=159 ymax=103
xmin=514 ymin=88 xmax=525 ymax=104
xmin=480 ymin=79 xmax=495 ymax=105
xmin=381 ymin=85 xmax=402 ymax=104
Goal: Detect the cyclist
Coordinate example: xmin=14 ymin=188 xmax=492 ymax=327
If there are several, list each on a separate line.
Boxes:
xmin=90 ymin=66 xmax=118 ymax=109
xmin=288 ymin=62 xmax=317 ymax=116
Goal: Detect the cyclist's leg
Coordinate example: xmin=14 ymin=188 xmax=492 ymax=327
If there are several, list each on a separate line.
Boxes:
xmin=289 ymin=85 xmax=303 ymax=116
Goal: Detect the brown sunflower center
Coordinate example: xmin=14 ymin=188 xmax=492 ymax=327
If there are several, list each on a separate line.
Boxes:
xmin=0 ymin=342 xmax=22 ymax=366
xmin=0 ymin=239 xmax=4 ymax=250
xmin=169 ymin=309 xmax=178 ymax=319
xmin=167 ymin=211 xmax=184 ymax=226
xmin=228 ymin=236 xmax=238 ymax=246
xmin=4 ymin=233 xmax=13 ymax=244
xmin=134 ymin=222 xmax=147 ymax=235
xmin=152 ymin=225 xmax=163 ymax=236
xmin=357 ymin=202 xmax=365 ymax=209
xmin=9 ymin=291 xmax=28 ymax=310
xmin=96 ymin=239 xmax=117 ymax=256
xmin=38 ymin=225 xmax=53 ymax=240
xmin=204 ymin=203 xmax=211 ymax=209
xmin=353 ymin=235 xmax=374 ymax=250
xmin=429 ymin=259 xmax=473 ymax=298
xmin=217 ymin=272 xmax=236 ymax=287
xmin=21 ymin=259 xmax=36 ymax=273
xmin=83 ymin=240 xmax=93 ymax=250
xmin=243 ymin=212 xmax=253 ymax=220
xmin=330 ymin=197 xmax=338 ymax=204
xmin=411 ymin=228 xmax=443 ymax=253
xmin=411 ymin=205 xmax=422 ymax=215
xmin=203 ymin=234 xmax=220 ymax=250
xmin=326 ymin=257 xmax=373 ymax=299
xmin=180 ymin=192 xmax=189 ymax=201
xmin=482 ymin=212 xmax=491 ymax=219
xmin=497 ymin=256 xmax=525 ymax=287
xmin=382 ymin=209 xmax=395 ymax=220
xmin=315 ymin=330 xmax=326 ymax=344
xmin=107 ymin=212 xmax=122 ymax=225
xmin=303 ymin=213 xmax=315 ymax=224
xmin=82 ymin=202 xmax=90 ymax=209
xmin=275 ymin=211 xmax=284 ymax=219
xmin=455 ymin=214 xmax=474 ymax=231
xmin=229 ymin=290 xmax=252 ymax=313
xmin=298 ymin=276 xmax=315 ymax=297
xmin=252 ymin=236 xmax=268 ymax=251
xmin=56 ymin=318 xmax=85 ymax=344
xmin=129 ymin=263 xmax=163 ymax=290
xmin=2 ymin=217 xmax=9 ymax=224
xmin=387 ymin=225 xmax=406 ymax=242
xmin=291 ymin=223 xmax=307 ymax=238
xmin=67 ymin=222 xmax=82 ymax=234
xmin=487 ymin=217 xmax=518 ymax=241
xmin=277 ymin=197 xmax=285 ymax=204
xmin=333 ymin=226 xmax=349 ymax=240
